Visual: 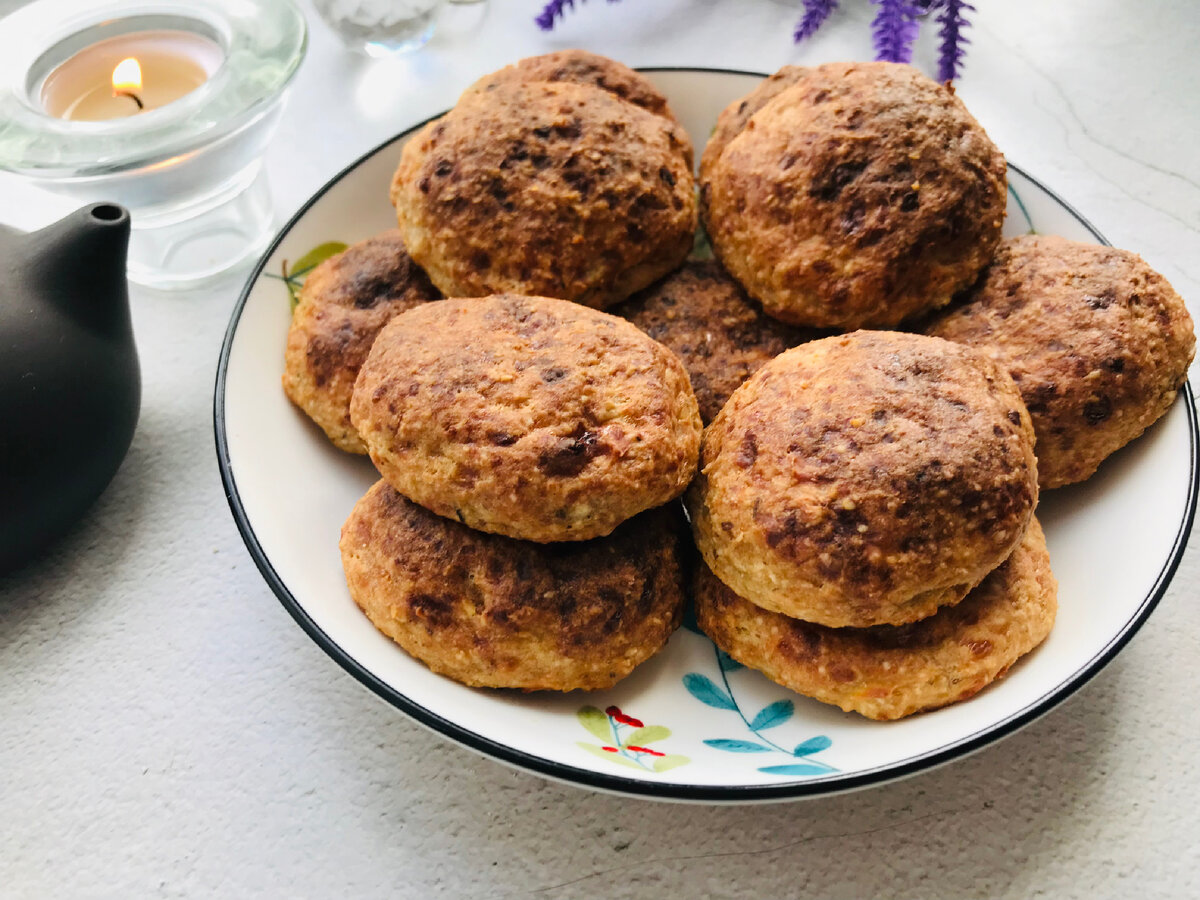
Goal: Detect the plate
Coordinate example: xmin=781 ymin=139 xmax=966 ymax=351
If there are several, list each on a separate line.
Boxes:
xmin=216 ymin=68 xmax=1198 ymax=802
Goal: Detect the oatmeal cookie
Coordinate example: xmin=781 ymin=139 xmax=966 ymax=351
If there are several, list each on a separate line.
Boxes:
xmin=698 ymin=64 xmax=809 ymax=186
xmin=925 ymin=235 xmax=1195 ymax=488
xmin=464 ymin=49 xmax=681 ymax=130
xmin=350 ymin=294 xmax=702 ymax=542
xmin=281 ymin=231 xmax=439 ymax=453
xmin=688 ymin=330 xmax=1038 ymax=628
xmin=615 ymin=260 xmax=814 ymax=423
xmin=702 ymin=61 xmax=1006 ymax=329
xmin=391 ymin=81 xmax=695 ymax=309
xmin=341 ymin=483 xmax=685 ymax=691
xmin=695 ymin=517 xmax=1056 ymax=720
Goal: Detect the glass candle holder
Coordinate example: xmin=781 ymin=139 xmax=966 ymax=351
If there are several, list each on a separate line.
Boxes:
xmin=312 ymin=0 xmax=442 ymax=58
xmin=0 ymin=0 xmax=307 ymax=290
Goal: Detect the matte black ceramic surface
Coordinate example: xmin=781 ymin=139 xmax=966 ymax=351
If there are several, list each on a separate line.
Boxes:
xmin=0 ymin=204 xmax=140 ymax=573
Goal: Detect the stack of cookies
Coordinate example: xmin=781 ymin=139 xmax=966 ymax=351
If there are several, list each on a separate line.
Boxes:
xmin=280 ymin=52 xmax=705 ymax=691
xmin=687 ymin=330 xmax=1054 ymax=720
xmin=280 ymin=51 xmax=1195 ymax=718
xmin=679 ymin=61 xmax=1192 ymax=718
xmin=339 ymin=293 xmax=701 ymax=691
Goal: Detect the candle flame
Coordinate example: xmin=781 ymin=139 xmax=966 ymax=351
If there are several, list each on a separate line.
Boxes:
xmin=112 ymin=57 xmax=143 ymax=94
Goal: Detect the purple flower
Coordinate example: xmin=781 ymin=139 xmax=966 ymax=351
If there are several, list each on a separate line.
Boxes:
xmin=936 ymin=0 xmax=974 ymax=82
xmin=535 ymin=0 xmax=575 ymax=30
xmin=794 ymin=0 xmax=841 ymax=43
xmin=535 ymin=0 xmax=623 ymax=31
xmin=871 ymin=0 xmax=921 ymax=64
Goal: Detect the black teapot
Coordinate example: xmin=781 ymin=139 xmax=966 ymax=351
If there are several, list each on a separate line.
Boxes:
xmin=0 ymin=204 xmax=140 ymax=574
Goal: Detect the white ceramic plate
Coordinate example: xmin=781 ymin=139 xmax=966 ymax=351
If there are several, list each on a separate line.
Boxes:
xmin=216 ymin=69 xmax=1198 ymax=802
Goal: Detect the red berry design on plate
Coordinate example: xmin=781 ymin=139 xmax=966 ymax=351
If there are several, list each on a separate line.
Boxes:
xmin=605 ymin=705 xmax=644 ymax=728
xmin=577 ymin=704 xmax=687 ymax=773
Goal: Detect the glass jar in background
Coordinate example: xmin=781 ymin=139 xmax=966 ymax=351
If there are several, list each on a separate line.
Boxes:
xmin=311 ymin=0 xmax=443 ymax=57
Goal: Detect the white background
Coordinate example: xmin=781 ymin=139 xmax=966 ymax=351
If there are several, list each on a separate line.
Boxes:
xmin=2 ymin=0 xmax=1198 ymax=896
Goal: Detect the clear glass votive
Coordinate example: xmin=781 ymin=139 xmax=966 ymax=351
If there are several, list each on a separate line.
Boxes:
xmin=312 ymin=0 xmax=443 ymax=57
xmin=0 ymin=0 xmax=307 ymax=290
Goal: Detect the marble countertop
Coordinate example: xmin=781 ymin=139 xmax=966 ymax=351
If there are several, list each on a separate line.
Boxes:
xmin=2 ymin=1 xmax=1198 ymax=896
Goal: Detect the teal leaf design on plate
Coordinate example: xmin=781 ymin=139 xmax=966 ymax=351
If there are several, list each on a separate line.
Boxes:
xmin=682 ymin=673 xmax=737 ymax=710
xmin=717 ymin=649 xmax=744 ymax=672
xmin=626 ymin=725 xmax=669 ymax=747
xmin=682 ymin=644 xmax=839 ymax=779
xmin=1007 ymin=183 xmax=1035 ymax=234
xmin=652 ymin=754 xmax=689 ymax=773
xmin=757 ymin=762 xmax=837 ymax=777
xmin=576 ymin=705 xmax=612 ymax=742
xmin=749 ymin=699 xmax=794 ymax=731
xmin=793 ymin=735 xmax=833 ymax=756
xmin=704 ymin=739 xmax=772 ymax=753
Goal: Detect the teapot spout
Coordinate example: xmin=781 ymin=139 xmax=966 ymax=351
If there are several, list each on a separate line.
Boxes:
xmin=27 ymin=203 xmax=132 ymax=335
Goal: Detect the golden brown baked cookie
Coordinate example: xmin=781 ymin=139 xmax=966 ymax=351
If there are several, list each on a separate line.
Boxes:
xmin=281 ymin=231 xmax=440 ymax=453
xmin=698 ymin=64 xmax=809 ymax=186
xmin=615 ymin=260 xmax=815 ymax=424
xmin=688 ymin=330 xmax=1038 ymax=628
xmin=350 ymin=294 xmax=702 ymax=542
xmin=341 ymin=482 xmax=685 ymax=691
xmin=925 ymin=235 xmax=1196 ymax=488
xmin=391 ymin=81 xmax=696 ymax=309
xmin=695 ymin=516 xmax=1057 ymax=720
xmin=702 ymin=61 xmax=1007 ymax=329
xmin=464 ymin=49 xmax=681 ymax=131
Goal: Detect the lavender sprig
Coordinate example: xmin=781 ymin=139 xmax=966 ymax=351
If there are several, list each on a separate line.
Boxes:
xmin=936 ymin=0 xmax=974 ymax=82
xmin=536 ymin=0 xmax=623 ymax=31
xmin=793 ymin=0 xmax=841 ymax=43
xmin=535 ymin=0 xmax=576 ymax=30
xmin=870 ymin=0 xmax=921 ymax=64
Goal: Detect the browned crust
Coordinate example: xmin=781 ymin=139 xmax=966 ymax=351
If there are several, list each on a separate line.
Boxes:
xmin=463 ymin=49 xmax=683 ymax=135
xmin=391 ymin=81 xmax=696 ymax=310
xmin=696 ymin=517 xmax=1057 ymax=720
xmin=701 ymin=61 xmax=1007 ymax=329
xmin=924 ymin=235 xmax=1196 ymax=488
xmin=340 ymin=482 xmax=686 ymax=691
xmin=688 ymin=330 xmax=1039 ymax=628
xmin=350 ymin=294 xmax=702 ymax=542
xmin=281 ymin=231 xmax=440 ymax=453
xmin=698 ymin=64 xmax=809 ymax=186
xmin=615 ymin=260 xmax=817 ymax=424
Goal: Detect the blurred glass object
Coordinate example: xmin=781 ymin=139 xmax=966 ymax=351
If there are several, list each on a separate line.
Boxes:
xmin=312 ymin=0 xmax=442 ymax=57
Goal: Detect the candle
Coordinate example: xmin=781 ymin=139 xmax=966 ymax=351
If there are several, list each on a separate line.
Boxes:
xmin=40 ymin=30 xmax=223 ymax=121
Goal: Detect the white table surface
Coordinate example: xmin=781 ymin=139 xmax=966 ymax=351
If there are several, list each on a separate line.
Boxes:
xmin=3 ymin=1 xmax=1199 ymax=896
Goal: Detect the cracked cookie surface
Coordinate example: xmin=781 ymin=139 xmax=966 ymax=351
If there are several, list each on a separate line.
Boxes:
xmin=342 ymin=483 xmax=686 ymax=690
xmin=925 ymin=235 xmax=1195 ymax=488
xmin=696 ymin=516 xmax=1056 ymax=720
xmin=702 ymin=61 xmax=1006 ymax=329
xmin=351 ymin=294 xmax=701 ymax=542
xmin=392 ymin=81 xmax=695 ymax=309
xmin=688 ymin=330 xmax=1038 ymax=628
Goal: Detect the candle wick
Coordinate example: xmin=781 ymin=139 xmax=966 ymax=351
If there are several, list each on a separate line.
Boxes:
xmin=116 ymin=91 xmax=144 ymax=111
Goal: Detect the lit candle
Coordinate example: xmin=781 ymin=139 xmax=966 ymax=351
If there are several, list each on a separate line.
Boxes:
xmin=40 ymin=30 xmax=222 ymax=121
